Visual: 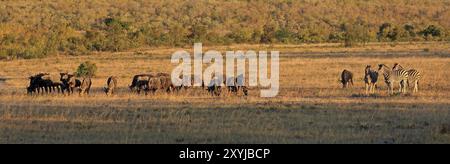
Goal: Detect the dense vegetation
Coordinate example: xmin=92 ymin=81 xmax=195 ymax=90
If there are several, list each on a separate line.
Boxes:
xmin=76 ymin=61 xmax=97 ymax=77
xmin=0 ymin=0 xmax=449 ymax=59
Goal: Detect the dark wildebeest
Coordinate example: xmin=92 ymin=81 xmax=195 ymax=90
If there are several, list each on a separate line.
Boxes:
xmin=129 ymin=74 xmax=154 ymax=92
xmin=156 ymin=72 xmax=170 ymax=77
xmin=341 ymin=69 xmax=354 ymax=88
xmin=146 ymin=76 xmax=162 ymax=94
xmin=206 ymin=77 xmax=224 ymax=96
xmin=79 ymin=77 xmax=92 ymax=95
xmin=136 ymin=79 xmax=149 ymax=94
xmin=60 ymin=73 xmax=81 ymax=95
xmin=41 ymin=75 xmax=64 ymax=94
xmin=103 ymin=76 xmax=118 ymax=96
xmin=27 ymin=73 xmax=48 ymax=95
xmin=226 ymin=75 xmax=248 ymax=96
xmin=364 ymin=65 xmax=379 ymax=94
xmin=159 ymin=75 xmax=175 ymax=92
xmin=27 ymin=73 xmax=63 ymax=95
xmin=145 ymin=73 xmax=175 ymax=94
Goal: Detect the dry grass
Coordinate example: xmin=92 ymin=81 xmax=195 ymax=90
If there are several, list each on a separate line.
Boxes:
xmin=0 ymin=42 xmax=449 ymax=144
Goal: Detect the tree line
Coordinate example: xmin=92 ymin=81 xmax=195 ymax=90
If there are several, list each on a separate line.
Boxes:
xmin=0 ymin=0 xmax=448 ymax=59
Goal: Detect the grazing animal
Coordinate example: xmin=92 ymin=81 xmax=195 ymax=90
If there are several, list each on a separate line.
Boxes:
xmin=159 ymin=75 xmax=175 ymax=92
xmin=146 ymin=77 xmax=162 ymax=94
xmin=41 ymin=75 xmax=63 ymax=94
xmin=79 ymin=77 xmax=92 ymax=95
xmin=364 ymin=65 xmax=379 ymax=94
xmin=27 ymin=73 xmax=48 ymax=94
xmin=207 ymin=77 xmax=223 ymax=96
xmin=27 ymin=73 xmax=63 ymax=95
xmin=378 ymin=64 xmax=409 ymax=95
xmin=60 ymin=73 xmax=82 ymax=95
xmin=132 ymin=73 xmax=173 ymax=95
xmin=129 ymin=74 xmax=154 ymax=91
xmin=148 ymin=73 xmax=175 ymax=93
xmin=226 ymin=75 xmax=248 ymax=96
xmin=103 ymin=76 xmax=118 ymax=96
xmin=49 ymin=81 xmax=64 ymax=94
xmin=135 ymin=80 xmax=149 ymax=94
xmin=340 ymin=69 xmax=354 ymax=88
xmin=156 ymin=72 xmax=170 ymax=77
xmin=393 ymin=63 xmax=422 ymax=93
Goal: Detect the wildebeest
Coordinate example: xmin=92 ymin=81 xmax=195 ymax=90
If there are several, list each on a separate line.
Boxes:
xmin=156 ymin=72 xmax=170 ymax=77
xmin=129 ymin=74 xmax=154 ymax=91
xmin=364 ymin=65 xmax=379 ymax=94
xmin=27 ymin=73 xmax=48 ymax=94
xmin=103 ymin=76 xmax=118 ymax=96
xmin=207 ymin=77 xmax=224 ymax=96
xmin=146 ymin=76 xmax=162 ymax=94
xmin=340 ymin=69 xmax=354 ymax=88
xmin=130 ymin=73 xmax=175 ymax=95
xmin=41 ymin=74 xmax=64 ymax=93
xmin=159 ymin=75 xmax=175 ymax=92
xmin=226 ymin=75 xmax=248 ymax=96
xmin=60 ymin=72 xmax=81 ymax=95
xmin=79 ymin=77 xmax=92 ymax=95
xmin=27 ymin=73 xmax=64 ymax=95
xmin=145 ymin=73 xmax=175 ymax=94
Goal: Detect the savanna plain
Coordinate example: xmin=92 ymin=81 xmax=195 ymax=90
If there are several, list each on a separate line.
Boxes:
xmin=0 ymin=42 xmax=449 ymax=144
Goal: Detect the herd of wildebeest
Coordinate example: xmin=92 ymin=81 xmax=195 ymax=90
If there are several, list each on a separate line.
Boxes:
xmin=26 ymin=62 xmax=420 ymax=97
xmin=340 ymin=63 xmax=422 ymax=95
xmin=26 ymin=72 xmax=249 ymax=96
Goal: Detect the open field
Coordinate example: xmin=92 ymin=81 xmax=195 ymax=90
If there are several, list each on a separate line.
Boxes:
xmin=1 ymin=42 xmax=450 ymax=144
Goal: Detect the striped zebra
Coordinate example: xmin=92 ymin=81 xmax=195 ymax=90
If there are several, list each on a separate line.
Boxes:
xmin=378 ymin=64 xmax=409 ymax=95
xmin=393 ymin=63 xmax=422 ymax=93
xmin=364 ymin=65 xmax=378 ymax=94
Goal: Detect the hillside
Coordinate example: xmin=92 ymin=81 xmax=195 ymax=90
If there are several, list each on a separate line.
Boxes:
xmin=0 ymin=0 xmax=449 ymax=59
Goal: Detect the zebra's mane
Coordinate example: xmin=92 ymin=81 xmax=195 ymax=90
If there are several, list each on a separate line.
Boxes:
xmin=378 ymin=64 xmax=390 ymax=71
xmin=393 ymin=63 xmax=404 ymax=70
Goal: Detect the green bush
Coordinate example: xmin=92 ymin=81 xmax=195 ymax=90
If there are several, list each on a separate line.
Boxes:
xmin=76 ymin=61 xmax=97 ymax=77
xmin=377 ymin=23 xmax=400 ymax=42
xmin=419 ymin=25 xmax=442 ymax=40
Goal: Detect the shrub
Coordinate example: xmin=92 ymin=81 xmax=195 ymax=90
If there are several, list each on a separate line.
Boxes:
xmin=377 ymin=23 xmax=399 ymax=41
xmin=419 ymin=25 xmax=442 ymax=40
xmin=76 ymin=61 xmax=97 ymax=77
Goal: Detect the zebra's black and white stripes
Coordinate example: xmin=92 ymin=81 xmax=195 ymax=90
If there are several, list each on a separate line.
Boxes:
xmin=393 ymin=63 xmax=422 ymax=93
xmin=378 ymin=64 xmax=409 ymax=95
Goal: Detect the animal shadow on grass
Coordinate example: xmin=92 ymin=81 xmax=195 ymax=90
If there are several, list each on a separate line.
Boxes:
xmin=350 ymin=93 xmax=382 ymax=98
xmin=0 ymin=77 xmax=7 ymax=86
xmin=351 ymin=92 xmax=415 ymax=98
xmin=438 ymin=124 xmax=450 ymax=135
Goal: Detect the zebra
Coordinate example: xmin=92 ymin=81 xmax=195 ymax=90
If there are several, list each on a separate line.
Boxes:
xmin=364 ymin=65 xmax=378 ymax=94
xmin=378 ymin=64 xmax=409 ymax=95
xmin=392 ymin=63 xmax=422 ymax=93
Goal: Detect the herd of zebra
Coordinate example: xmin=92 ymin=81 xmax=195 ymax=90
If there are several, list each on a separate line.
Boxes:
xmin=341 ymin=63 xmax=422 ymax=95
xmin=26 ymin=72 xmax=249 ymax=96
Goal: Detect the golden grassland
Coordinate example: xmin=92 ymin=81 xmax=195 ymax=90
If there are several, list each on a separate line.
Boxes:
xmin=0 ymin=42 xmax=449 ymax=143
